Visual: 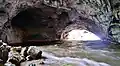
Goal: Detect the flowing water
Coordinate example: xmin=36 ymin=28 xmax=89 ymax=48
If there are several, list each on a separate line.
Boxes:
xmin=21 ymin=40 xmax=120 ymax=66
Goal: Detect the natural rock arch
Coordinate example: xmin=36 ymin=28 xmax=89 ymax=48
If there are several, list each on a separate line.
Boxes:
xmin=1 ymin=0 xmax=119 ymax=44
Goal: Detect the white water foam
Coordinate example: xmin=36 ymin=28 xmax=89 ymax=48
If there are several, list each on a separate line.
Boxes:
xmin=42 ymin=52 xmax=111 ymax=66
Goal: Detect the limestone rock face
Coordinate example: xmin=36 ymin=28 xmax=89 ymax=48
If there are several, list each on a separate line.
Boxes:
xmin=0 ymin=0 xmax=119 ymax=43
xmin=74 ymin=0 xmax=120 ymax=42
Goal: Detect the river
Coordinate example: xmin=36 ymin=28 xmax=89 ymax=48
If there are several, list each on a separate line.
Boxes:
xmin=21 ymin=40 xmax=120 ymax=66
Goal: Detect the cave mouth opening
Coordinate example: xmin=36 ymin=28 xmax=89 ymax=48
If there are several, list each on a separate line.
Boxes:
xmin=66 ymin=29 xmax=101 ymax=41
xmin=6 ymin=6 xmax=104 ymax=44
xmin=10 ymin=7 xmax=60 ymax=42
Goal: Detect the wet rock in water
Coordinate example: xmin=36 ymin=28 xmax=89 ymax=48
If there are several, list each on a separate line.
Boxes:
xmin=28 ymin=63 xmax=36 ymax=66
xmin=20 ymin=47 xmax=29 ymax=58
xmin=5 ymin=46 xmax=44 ymax=65
xmin=7 ymin=47 xmax=25 ymax=66
xmin=36 ymin=51 xmax=42 ymax=59
xmin=14 ymin=46 xmax=22 ymax=53
xmin=20 ymin=46 xmax=44 ymax=66
xmin=26 ymin=51 xmax=42 ymax=61
xmin=0 ymin=43 xmax=10 ymax=64
xmin=26 ymin=46 xmax=42 ymax=60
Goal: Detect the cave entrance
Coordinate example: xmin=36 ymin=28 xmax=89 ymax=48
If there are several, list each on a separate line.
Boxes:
xmin=1 ymin=5 xmax=106 ymax=44
xmin=10 ymin=7 xmax=62 ymax=43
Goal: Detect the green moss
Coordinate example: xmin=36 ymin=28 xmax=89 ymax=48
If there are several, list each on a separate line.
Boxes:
xmin=62 ymin=63 xmax=74 ymax=66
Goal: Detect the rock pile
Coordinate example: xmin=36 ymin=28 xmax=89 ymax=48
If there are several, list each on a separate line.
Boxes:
xmin=0 ymin=41 xmax=43 ymax=66
xmin=6 ymin=46 xmax=43 ymax=66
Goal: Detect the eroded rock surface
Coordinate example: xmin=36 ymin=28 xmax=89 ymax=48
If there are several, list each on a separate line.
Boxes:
xmin=0 ymin=1 xmax=119 ymax=42
xmin=5 ymin=46 xmax=44 ymax=66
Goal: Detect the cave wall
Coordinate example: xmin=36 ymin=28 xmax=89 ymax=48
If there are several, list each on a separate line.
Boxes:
xmin=0 ymin=0 xmax=71 ymax=43
xmin=0 ymin=0 xmax=119 ymax=43
xmin=11 ymin=7 xmax=70 ymax=41
xmin=66 ymin=0 xmax=120 ymax=42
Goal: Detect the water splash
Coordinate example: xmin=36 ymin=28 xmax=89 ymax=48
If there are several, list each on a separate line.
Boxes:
xmin=43 ymin=52 xmax=111 ymax=66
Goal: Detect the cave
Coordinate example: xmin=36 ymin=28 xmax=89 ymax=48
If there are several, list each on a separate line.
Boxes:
xmin=0 ymin=0 xmax=119 ymax=44
xmin=11 ymin=8 xmax=58 ymax=41
xmin=0 ymin=0 xmax=120 ymax=66
xmin=3 ymin=5 xmax=70 ymax=44
xmin=1 ymin=6 xmax=106 ymax=44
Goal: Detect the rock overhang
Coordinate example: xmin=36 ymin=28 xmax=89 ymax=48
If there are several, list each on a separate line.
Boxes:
xmin=0 ymin=0 xmax=113 ymax=43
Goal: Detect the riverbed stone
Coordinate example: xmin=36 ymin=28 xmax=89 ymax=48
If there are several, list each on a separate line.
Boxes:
xmin=0 ymin=43 xmax=10 ymax=64
xmin=7 ymin=47 xmax=25 ymax=65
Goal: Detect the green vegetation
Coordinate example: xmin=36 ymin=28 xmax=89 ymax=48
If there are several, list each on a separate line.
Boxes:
xmin=62 ymin=63 xmax=74 ymax=66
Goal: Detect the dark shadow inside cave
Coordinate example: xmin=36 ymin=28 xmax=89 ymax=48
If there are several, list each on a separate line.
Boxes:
xmin=9 ymin=5 xmax=70 ymax=44
xmin=11 ymin=8 xmax=52 ymax=28
xmin=11 ymin=7 xmax=60 ymax=41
